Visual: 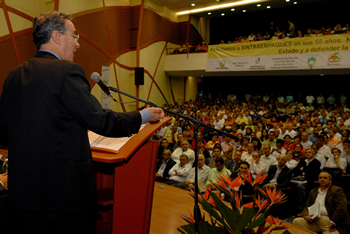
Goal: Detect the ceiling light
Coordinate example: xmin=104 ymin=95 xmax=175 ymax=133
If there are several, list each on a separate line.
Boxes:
xmin=221 ymin=13 xmax=225 ymax=16
xmin=294 ymin=1 xmax=297 ymax=4
xmin=177 ymin=0 xmax=260 ymax=15
xmin=208 ymin=12 xmax=211 ymax=15
xmin=286 ymin=0 xmax=290 ymax=2
xmin=191 ymin=3 xmax=195 ymax=6
xmin=257 ymin=4 xmax=261 ymax=7
xmin=267 ymin=5 xmax=271 ymax=8
xmin=243 ymin=9 xmax=246 ymax=12
xmin=231 ymin=8 xmax=235 ymax=11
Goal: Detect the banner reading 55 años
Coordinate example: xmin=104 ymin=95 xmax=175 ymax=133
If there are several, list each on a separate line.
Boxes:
xmin=206 ymin=34 xmax=350 ymax=72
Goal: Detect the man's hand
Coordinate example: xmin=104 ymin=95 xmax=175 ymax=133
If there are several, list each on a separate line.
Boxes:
xmin=329 ymin=222 xmax=337 ymax=232
xmin=304 ymin=215 xmax=314 ymax=223
xmin=0 ymin=172 xmax=8 ymax=188
xmin=185 ymin=180 xmax=190 ymax=185
xmin=265 ymin=183 xmax=275 ymax=188
xmin=147 ymin=108 xmax=164 ymax=122
xmin=155 ymin=173 xmax=162 ymax=178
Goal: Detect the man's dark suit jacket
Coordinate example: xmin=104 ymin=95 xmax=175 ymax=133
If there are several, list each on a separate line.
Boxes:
xmin=301 ymin=185 xmax=350 ymax=234
xmin=0 ymin=51 xmax=142 ymax=212
xmin=293 ymin=158 xmax=320 ymax=190
xmin=155 ymin=158 xmax=176 ymax=182
xmin=262 ymin=165 xmax=292 ymax=189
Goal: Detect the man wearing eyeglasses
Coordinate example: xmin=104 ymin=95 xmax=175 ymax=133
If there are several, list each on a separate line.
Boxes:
xmin=0 ymin=11 xmax=164 ymax=234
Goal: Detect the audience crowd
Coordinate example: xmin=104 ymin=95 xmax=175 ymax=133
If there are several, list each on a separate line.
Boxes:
xmin=154 ymin=91 xmax=350 ymax=222
xmin=219 ymin=21 xmax=350 ymax=44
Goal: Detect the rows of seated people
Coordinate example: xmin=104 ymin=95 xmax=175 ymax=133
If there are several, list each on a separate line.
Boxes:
xmin=219 ymin=22 xmax=350 ymax=44
xmin=154 ymin=93 xmax=350 ymax=219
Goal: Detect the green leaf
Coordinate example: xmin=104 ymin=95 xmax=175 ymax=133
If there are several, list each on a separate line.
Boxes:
xmin=199 ymin=196 xmax=226 ymax=227
xmin=237 ymin=207 xmax=258 ymax=232
xmin=210 ymin=192 xmax=239 ymax=233
xmin=246 ymin=213 xmax=267 ymax=230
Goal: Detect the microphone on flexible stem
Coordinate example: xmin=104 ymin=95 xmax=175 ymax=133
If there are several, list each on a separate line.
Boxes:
xmin=90 ymin=72 xmax=116 ymax=101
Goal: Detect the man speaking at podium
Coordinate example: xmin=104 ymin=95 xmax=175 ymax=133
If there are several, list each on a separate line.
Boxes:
xmin=0 ymin=11 xmax=163 ymax=234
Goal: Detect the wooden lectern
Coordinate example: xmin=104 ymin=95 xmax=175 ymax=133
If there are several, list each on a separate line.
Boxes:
xmin=93 ymin=117 xmax=171 ymax=233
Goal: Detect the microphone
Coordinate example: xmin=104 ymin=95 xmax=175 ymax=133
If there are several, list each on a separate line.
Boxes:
xmin=91 ymin=72 xmax=115 ymax=101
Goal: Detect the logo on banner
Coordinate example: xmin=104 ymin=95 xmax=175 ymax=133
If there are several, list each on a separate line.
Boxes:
xmin=328 ymin=53 xmax=341 ymax=62
xmin=220 ymin=60 xmax=226 ymax=67
xmin=308 ymin=57 xmax=316 ymax=69
xmin=255 ymin=57 xmax=261 ymax=64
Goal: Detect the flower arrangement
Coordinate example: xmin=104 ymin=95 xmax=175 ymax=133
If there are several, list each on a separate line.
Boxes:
xmin=177 ymin=170 xmax=290 ymax=234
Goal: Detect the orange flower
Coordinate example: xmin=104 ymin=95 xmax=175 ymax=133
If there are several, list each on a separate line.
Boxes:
xmin=179 ymin=211 xmax=195 ymax=224
xmin=259 ymin=186 xmax=287 ymax=207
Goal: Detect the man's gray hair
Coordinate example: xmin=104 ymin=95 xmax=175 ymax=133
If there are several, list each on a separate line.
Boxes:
xmin=32 ymin=11 xmax=71 ymax=50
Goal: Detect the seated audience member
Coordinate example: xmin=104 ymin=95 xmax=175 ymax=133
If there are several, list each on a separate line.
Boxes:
xmin=328 ymin=130 xmax=339 ymax=147
xmin=173 ymin=133 xmax=184 ymax=151
xmin=286 ymin=149 xmax=298 ymax=169
xmin=317 ymin=134 xmax=333 ymax=160
xmin=260 ymin=144 xmax=278 ymax=173
xmin=263 ymin=131 xmax=277 ymax=148
xmin=152 ymin=127 xmax=165 ymax=140
xmin=223 ymin=144 xmax=235 ymax=161
xmin=286 ymin=123 xmax=298 ymax=139
xmin=293 ymin=171 xmax=350 ymax=234
xmin=261 ymin=154 xmax=292 ymax=190
xmin=271 ymin=139 xmax=286 ymax=159
xmin=206 ymin=157 xmax=232 ymax=190
xmin=324 ymin=134 xmax=335 ymax=150
xmin=175 ymin=155 xmax=210 ymax=192
xmin=231 ymin=161 xmax=255 ymax=204
xmin=197 ymin=140 xmax=210 ymax=165
xmin=155 ymin=149 xmax=176 ymax=183
xmin=226 ymin=150 xmax=243 ymax=173
xmin=166 ymin=154 xmax=192 ymax=186
xmin=164 ymin=126 xmax=178 ymax=148
xmin=293 ymin=143 xmax=306 ymax=162
xmin=190 ymin=131 xmax=207 ymax=150
xmin=241 ymin=143 xmax=255 ymax=161
xmin=209 ymin=147 xmax=228 ymax=168
xmin=301 ymin=132 xmax=313 ymax=149
xmin=308 ymin=128 xmax=319 ymax=145
xmin=205 ymin=133 xmax=220 ymax=151
xmin=325 ymin=148 xmax=347 ymax=174
xmin=157 ymin=139 xmax=172 ymax=160
xmin=291 ymin=148 xmax=321 ymax=214
xmin=246 ymin=151 xmax=266 ymax=178
xmin=221 ymin=133 xmax=233 ymax=152
xmin=340 ymin=140 xmax=350 ymax=164
xmin=311 ymin=143 xmax=326 ymax=170
xmin=171 ymin=140 xmax=195 ymax=166
xmin=182 ymin=124 xmax=194 ymax=144
xmin=239 ymin=136 xmax=250 ymax=152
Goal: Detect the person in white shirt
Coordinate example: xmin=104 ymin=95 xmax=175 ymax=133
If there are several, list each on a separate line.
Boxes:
xmin=175 ymin=155 xmax=210 ymax=192
xmin=317 ymin=135 xmax=333 ymax=161
xmin=167 ymin=154 xmax=192 ymax=185
xmin=301 ymin=132 xmax=313 ymax=149
xmin=285 ymin=123 xmax=298 ymax=139
xmin=171 ymin=140 xmax=195 ymax=166
xmin=293 ymin=171 xmax=350 ymax=234
xmin=312 ymin=144 xmax=326 ymax=170
xmin=271 ymin=139 xmax=286 ymax=159
xmin=306 ymin=94 xmax=315 ymax=104
xmin=325 ymin=148 xmax=347 ymax=173
xmin=246 ymin=151 xmax=266 ymax=178
xmin=241 ymin=143 xmax=255 ymax=161
xmin=260 ymin=144 xmax=278 ymax=173
xmin=285 ymin=149 xmax=298 ymax=169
